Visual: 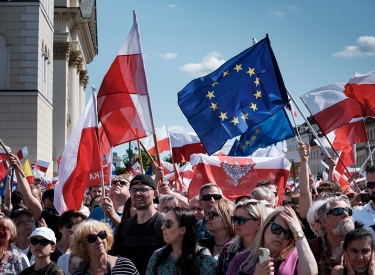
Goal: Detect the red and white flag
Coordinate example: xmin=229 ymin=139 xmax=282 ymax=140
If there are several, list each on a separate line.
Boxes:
xmin=300 ymin=83 xmax=364 ymax=135
xmin=141 ymin=125 xmax=170 ymax=156
xmin=33 ymin=160 xmax=50 ymax=173
xmin=97 ymin=11 xmax=155 ymax=147
xmin=126 ymin=162 xmax=142 ymax=177
xmin=55 ymin=94 xmax=103 ymax=214
xmin=188 ymin=154 xmax=291 ymax=205
xmin=51 ymin=177 xmax=58 ymax=185
xmin=0 ymin=160 xmax=8 ymax=180
xmin=171 ymin=133 xmax=206 ymax=163
xmin=161 ymin=159 xmax=174 ymax=175
xmin=17 ymin=147 xmax=28 ymax=161
xmin=321 ymin=160 xmax=350 ymax=191
xmin=332 ymin=118 xmax=368 ymax=151
xmin=165 ymin=162 xmax=194 ymax=191
xmin=98 ymin=123 xmax=113 ymax=184
xmin=344 ymin=71 xmax=375 ymax=117
xmin=335 ymin=144 xmax=356 ymax=176
xmin=0 ymin=146 xmax=11 ymax=161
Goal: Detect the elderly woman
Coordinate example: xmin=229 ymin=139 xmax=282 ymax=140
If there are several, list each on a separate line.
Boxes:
xmin=146 ymin=207 xmax=216 ymax=274
xmin=71 ymin=220 xmax=139 ymax=275
xmin=217 ymin=199 xmax=268 ymax=275
xmin=227 ymin=207 xmax=318 ymax=275
xmin=11 ymin=208 xmax=34 ymax=261
xmin=0 ymin=220 xmax=23 ymax=274
xmin=199 ymin=200 xmax=236 ymax=260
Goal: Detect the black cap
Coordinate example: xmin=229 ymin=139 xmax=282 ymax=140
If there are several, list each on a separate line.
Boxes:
xmin=10 ymin=208 xmax=33 ymax=220
xmin=130 ymin=174 xmax=156 ymax=190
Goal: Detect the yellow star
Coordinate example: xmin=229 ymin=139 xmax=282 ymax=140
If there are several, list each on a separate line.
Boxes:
xmin=251 ymin=135 xmax=257 ymax=141
xmin=211 ymin=81 xmax=218 ymax=87
xmin=231 ymin=117 xmax=239 ymax=125
xmin=254 ymin=90 xmax=262 ymax=99
xmin=241 ymin=113 xmax=249 ymax=121
xmin=234 ymin=64 xmax=243 ymax=72
xmin=223 ymin=70 xmax=229 ymax=77
xmin=254 ymin=77 xmax=260 ymax=86
xmin=250 ymin=103 xmax=258 ymax=111
xmin=255 ymin=128 xmax=261 ymax=134
xmin=246 ymin=67 xmax=255 ymax=77
xmin=245 ymin=140 xmax=250 ymax=145
xmin=206 ymin=91 xmax=215 ymax=99
xmin=218 ymin=112 xmax=227 ymax=121
xmin=210 ymin=102 xmax=218 ymax=111
xmin=242 ymin=145 xmax=246 ymax=150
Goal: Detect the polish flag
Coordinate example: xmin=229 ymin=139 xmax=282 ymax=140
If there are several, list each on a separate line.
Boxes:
xmin=344 ymin=71 xmax=375 ymax=117
xmin=332 ymin=118 xmax=368 ymax=150
xmin=97 ymin=11 xmax=155 ymax=147
xmin=33 ymin=160 xmax=50 ymax=173
xmin=188 ymin=154 xmax=291 ymax=205
xmin=0 ymin=160 xmax=8 ymax=180
xmin=55 ymin=94 xmax=103 ymax=214
xmin=98 ymin=123 xmax=113 ymax=183
xmin=22 ymin=159 xmax=34 ymax=184
xmin=141 ymin=125 xmax=170 ymax=156
xmin=126 ymin=162 xmax=142 ymax=177
xmin=0 ymin=146 xmax=11 ymax=161
xmin=321 ymin=160 xmax=350 ymax=191
xmin=165 ymin=162 xmax=194 ymax=191
xmin=51 ymin=177 xmax=58 ymax=185
xmin=161 ymin=159 xmax=174 ymax=175
xmin=335 ymin=145 xmax=356 ymax=176
xmin=17 ymin=147 xmax=28 ymax=161
xmin=300 ymin=83 xmax=363 ymax=135
xmin=171 ymin=133 xmax=206 ymax=163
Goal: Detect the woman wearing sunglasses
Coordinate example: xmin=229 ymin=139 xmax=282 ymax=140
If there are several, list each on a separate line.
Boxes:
xmin=199 ymin=200 xmax=236 ymax=261
xmin=217 ymin=199 xmax=268 ymax=275
xmin=71 ymin=220 xmax=139 ymax=275
xmin=227 ymin=207 xmax=317 ymax=275
xmin=146 ymin=207 xmax=216 ymax=275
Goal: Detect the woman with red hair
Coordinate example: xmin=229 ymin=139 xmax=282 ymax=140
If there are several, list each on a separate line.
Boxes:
xmin=0 ymin=220 xmax=23 ymax=274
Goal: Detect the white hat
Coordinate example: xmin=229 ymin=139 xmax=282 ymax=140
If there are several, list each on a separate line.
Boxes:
xmin=28 ymin=227 xmax=56 ymax=244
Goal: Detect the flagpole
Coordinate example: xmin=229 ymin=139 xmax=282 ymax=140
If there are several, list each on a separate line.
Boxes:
xmin=0 ymin=139 xmax=25 ymax=177
xmin=367 ymin=141 xmax=374 ymax=165
xmin=139 ymin=140 xmax=154 ymax=162
xmin=137 ymin=139 xmax=144 ymax=173
xmin=286 ymin=105 xmax=302 ymax=141
xmin=360 ymin=146 xmax=375 ymax=172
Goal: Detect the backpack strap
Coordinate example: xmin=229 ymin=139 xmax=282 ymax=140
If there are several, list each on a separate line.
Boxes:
xmin=119 ymin=215 xmax=137 ymax=238
xmin=310 ymin=237 xmax=321 ymax=263
xmin=154 ymin=212 xmax=165 ymax=240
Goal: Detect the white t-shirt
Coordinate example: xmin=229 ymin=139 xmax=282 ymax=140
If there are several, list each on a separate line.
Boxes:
xmin=11 ymin=244 xmax=35 ymax=265
xmin=352 ymin=202 xmax=375 ymax=241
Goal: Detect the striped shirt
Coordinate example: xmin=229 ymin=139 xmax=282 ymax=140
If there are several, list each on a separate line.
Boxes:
xmin=72 ymin=257 xmax=139 ymax=275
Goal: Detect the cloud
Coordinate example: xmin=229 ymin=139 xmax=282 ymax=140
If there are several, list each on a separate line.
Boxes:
xmin=168 ymin=125 xmax=191 ymax=133
xmin=180 ymin=51 xmax=226 ymax=77
xmin=271 ymin=11 xmax=284 ymax=18
xmin=167 ymin=4 xmax=176 ymax=8
xmin=288 ymin=5 xmax=298 ymax=11
xmin=333 ymin=36 xmax=375 ymax=57
xmin=156 ymin=53 xmax=178 ymax=60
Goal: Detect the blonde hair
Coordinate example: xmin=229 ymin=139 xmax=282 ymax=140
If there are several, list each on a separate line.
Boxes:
xmin=214 ymin=200 xmax=236 ymax=238
xmin=70 ymin=220 xmax=114 ymax=262
xmin=240 ymin=207 xmax=297 ymax=272
xmin=0 ymin=217 xmax=17 ymax=246
xmin=228 ymin=199 xmax=269 ymax=252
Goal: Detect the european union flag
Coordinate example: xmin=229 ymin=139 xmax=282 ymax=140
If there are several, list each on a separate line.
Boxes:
xmin=178 ymin=35 xmax=289 ymax=155
xmin=229 ymin=108 xmax=295 ymax=156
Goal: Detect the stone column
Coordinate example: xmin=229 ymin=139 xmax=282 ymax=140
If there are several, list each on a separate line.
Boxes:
xmin=79 ymin=71 xmax=89 ymax=116
xmin=68 ymin=51 xmax=82 ymax=130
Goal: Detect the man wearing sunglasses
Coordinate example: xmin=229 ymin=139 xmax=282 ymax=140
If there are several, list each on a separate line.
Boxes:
xmin=196 ymin=183 xmax=223 ymax=241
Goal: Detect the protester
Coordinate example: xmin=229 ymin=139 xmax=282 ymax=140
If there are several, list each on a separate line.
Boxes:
xmin=41 ymin=189 xmax=60 ymax=228
xmin=217 ymin=199 xmax=268 ymax=275
xmin=331 ymin=223 xmax=375 ymax=275
xmin=112 ymin=174 xmax=165 ymax=274
xmin=256 ymin=179 xmax=279 ymax=206
xmin=30 ymin=184 xmax=42 ymax=203
xmin=146 ymin=207 xmax=216 ymax=274
xmin=196 ymin=183 xmax=223 ymax=240
xmin=19 ymin=227 xmax=64 ymax=275
xmin=306 ymin=200 xmax=326 ymax=238
xmin=251 ymin=187 xmax=276 ymax=208
xmin=227 ymin=207 xmax=317 ymax=275
xmin=188 ymin=195 xmax=205 ymax=222
xmin=199 ymin=199 xmax=235 ymax=260
xmin=88 ymin=185 xmax=103 ymax=200
xmin=71 ymin=220 xmax=139 ymax=275
xmin=234 ymin=195 xmax=251 ymax=204
xmin=282 ymin=190 xmax=299 ymax=207
xmin=89 ymin=195 xmax=102 ymax=212
xmin=158 ymin=194 xmax=178 ymax=213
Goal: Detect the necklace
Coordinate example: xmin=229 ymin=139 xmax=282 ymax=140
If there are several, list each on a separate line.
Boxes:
xmin=214 ymin=238 xmax=230 ymax=247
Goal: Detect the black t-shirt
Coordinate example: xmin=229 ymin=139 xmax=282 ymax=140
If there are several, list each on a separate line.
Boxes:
xmin=19 ymin=261 xmax=64 ymax=275
xmin=112 ymin=212 xmax=165 ymax=275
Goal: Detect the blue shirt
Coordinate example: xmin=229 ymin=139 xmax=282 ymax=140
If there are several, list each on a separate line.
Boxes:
xmin=196 ymin=219 xmax=212 ymax=241
xmin=89 ymin=207 xmax=122 ymax=234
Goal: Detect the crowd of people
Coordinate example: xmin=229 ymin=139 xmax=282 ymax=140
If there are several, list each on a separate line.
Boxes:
xmin=0 ymin=141 xmax=374 ymax=275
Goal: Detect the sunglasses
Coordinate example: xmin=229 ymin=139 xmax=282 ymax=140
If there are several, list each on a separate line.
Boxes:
xmin=231 ymin=215 xmax=258 ymax=225
xmin=201 ymin=194 xmax=222 ymax=201
xmin=162 ymin=219 xmax=174 ymax=229
xmin=367 ymin=182 xmax=375 ymax=189
xmin=327 ymin=207 xmax=352 ymax=217
xmin=129 ymin=187 xmax=153 ymax=195
xmin=269 ymin=222 xmax=293 ymax=241
xmin=112 ymin=180 xmax=128 ymax=186
xmin=86 ymin=231 xmax=107 ymax=243
xmin=206 ymin=211 xmax=220 ymax=220
xmin=44 ymin=207 xmax=59 ymax=216
xmin=318 ymin=192 xmax=343 ymax=199
xmin=30 ymin=238 xmax=51 ymax=246
xmin=282 ymin=200 xmax=294 ymax=206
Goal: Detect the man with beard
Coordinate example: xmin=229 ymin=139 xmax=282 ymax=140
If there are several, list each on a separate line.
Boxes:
xmin=112 ymin=174 xmax=165 ymax=275
xmin=312 ymin=196 xmax=354 ymax=275
xmin=352 ymin=165 xmax=375 ymax=241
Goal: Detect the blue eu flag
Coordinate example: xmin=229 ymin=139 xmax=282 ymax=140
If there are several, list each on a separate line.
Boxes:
xmin=178 ymin=35 xmax=289 ymax=154
xmin=229 ymin=108 xmax=295 ymax=156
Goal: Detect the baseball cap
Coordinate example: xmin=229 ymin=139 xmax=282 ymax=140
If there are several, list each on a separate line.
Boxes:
xmin=28 ymin=227 xmax=56 ymax=244
xmin=10 ymin=207 xmax=33 ymax=220
xmin=130 ymin=174 xmax=156 ymax=190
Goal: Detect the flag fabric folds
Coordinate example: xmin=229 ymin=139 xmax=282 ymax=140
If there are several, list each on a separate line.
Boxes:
xmin=33 ymin=160 xmax=50 ymax=173
xmin=0 ymin=159 xmax=7 ymax=180
xmin=178 ymin=36 xmax=289 ymax=155
xmin=141 ymin=125 xmax=170 ymax=156
xmin=22 ymin=159 xmax=34 ymax=184
xmin=230 ymin=108 xmax=295 ymax=156
xmin=17 ymin=147 xmax=28 ymax=161
xmin=55 ymin=95 xmax=103 ymax=214
xmin=0 ymin=146 xmax=11 ymax=161
xmin=97 ymin=11 xmax=155 ymax=147
xmin=170 ymin=133 xmax=206 ymax=163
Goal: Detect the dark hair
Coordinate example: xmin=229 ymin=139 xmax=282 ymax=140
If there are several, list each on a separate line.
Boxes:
xmin=284 ymin=191 xmax=300 ymax=205
xmin=343 ymin=222 xmax=374 ymax=251
xmin=256 ymin=179 xmax=278 ymax=192
xmin=89 ymin=196 xmax=102 ymax=207
xmin=54 ymin=210 xmax=87 ymax=241
xmin=11 ymin=190 xmax=23 ymax=206
xmin=155 ymin=207 xmax=200 ymax=275
xmin=121 ymin=198 xmax=133 ymax=222
xmin=0 ymin=220 xmax=9 ymax=249
xmin=367 ymin=165 xmax=375 ymax=175
xmin=42 ymin=189 xmax=54 ymax=203
xmin=234 ymin=195 xmax=251 ymax=204
xmin=317 ymin=181 xmax=342 ymax=193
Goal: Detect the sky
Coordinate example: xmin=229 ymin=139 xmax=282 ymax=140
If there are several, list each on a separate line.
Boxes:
xmin=86 ymin=1 xmax=375 ymax=164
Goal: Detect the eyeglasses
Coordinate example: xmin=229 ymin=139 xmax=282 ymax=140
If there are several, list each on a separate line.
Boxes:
xmin=282 ymin=200 xmax=294 ymax=206
xmin=201 ymin=194 xmax=222 ymax=201
xmin=327 ymin=207 xmax=352 ymax=217
xmin=366 ymin=182 xmax=375 ymax=189
xmin=206 ymin=211 xmax=220 ymax=220
xmin=44 ymin=207 xmax=59 ymax=216
xmin=130 ymin=187 xmax=153 ymax=195
xmin=30 ymin=238 xmax=51 ymax=246
xmin=86 ymin=231 xmax=107 ymax=243
xmin=18 ymin=218 xmax=34 ymax=226
xmin=269 ymin=222 xmax=293 ymax=240
xmin=162 ymin=219 xmax=174 ymax=229
xmin=318 ymin=192 xmax=343 ymax=199
xmin=112 ymin=180 xmax=128 ymax=186
xmin=231 ymin=215 xmax=258 ymax=225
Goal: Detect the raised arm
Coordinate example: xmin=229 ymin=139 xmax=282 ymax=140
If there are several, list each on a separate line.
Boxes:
xmin=298 ymin=141 xmax=312 ymax=219
xmin=4 ymin=168 xmax=12 ymax=210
